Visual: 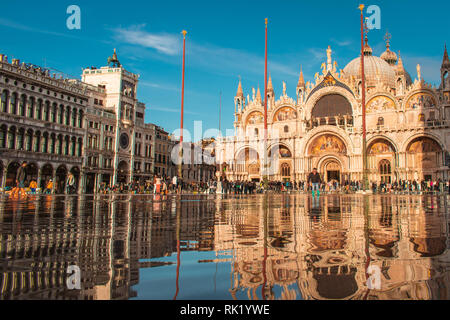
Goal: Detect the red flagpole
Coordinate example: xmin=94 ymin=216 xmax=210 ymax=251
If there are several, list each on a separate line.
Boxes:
xmin=264 ymin=19 xmax=268 ymax=134
xmin=262 ymin=18 xmax=268 ymax=300
xmin=359 ymin=5 xmax=368 ymax=191
xmin=179 ymin=30 xmax=187 ymax=179
xmin=262 ymin=18 xmax=268 ymax=185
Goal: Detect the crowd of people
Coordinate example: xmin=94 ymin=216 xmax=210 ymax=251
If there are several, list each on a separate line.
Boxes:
xmin=3 ymin=162 xmax=450 ymax=196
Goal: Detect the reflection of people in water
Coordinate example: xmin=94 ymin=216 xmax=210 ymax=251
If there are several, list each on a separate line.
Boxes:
xmin=307 ymin=194 xmax=321 ymax=220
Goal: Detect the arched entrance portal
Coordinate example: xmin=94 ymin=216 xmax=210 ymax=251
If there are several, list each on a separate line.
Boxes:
xmin=269 ymin=145 xmax=292 ymax=181
xmin=308 ymin=134 xmax=348 ymax=182
xmin=406 ymin=137 xmax=443 ymax=181
xmin=322 ymin=160 xmax=342 ymax=183
xmin=368 ymin=138 xmax=397 ymax=183
xmin=236 ymin=148 xmax=260 ymax=181
xmin=117 ymin=161 xmax=129 ymax=184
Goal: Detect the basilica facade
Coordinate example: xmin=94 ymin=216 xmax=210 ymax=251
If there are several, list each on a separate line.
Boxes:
xmin=216 ymin=37 xmax=450 ymax=184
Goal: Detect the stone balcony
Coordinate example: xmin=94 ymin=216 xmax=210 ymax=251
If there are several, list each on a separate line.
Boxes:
xmin=0 ymin=148 xmax=83 ymax=165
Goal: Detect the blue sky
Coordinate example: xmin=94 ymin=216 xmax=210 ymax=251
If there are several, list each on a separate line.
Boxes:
xmin=0 ymin=0 xmax=448 ymax=139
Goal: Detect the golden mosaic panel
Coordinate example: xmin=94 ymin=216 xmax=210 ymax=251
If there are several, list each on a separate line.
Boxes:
xmin=366 ymin=96 xmax=396 ymax=113
xmin=407 ymin=138 xmax=441 ymax=153
xmin=246 ymin=111 xmax=264 ymax=125
xmin=274 ymin=107 xmax=297 ymax=122
xmin=368 ymin=142 xmax=394 ymax=155
xmin=308 ymin=134 xmax=346 ymax=156
xmin=406 ymin=93 xmax=437 ymax=109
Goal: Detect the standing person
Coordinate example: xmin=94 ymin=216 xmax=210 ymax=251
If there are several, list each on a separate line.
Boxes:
xmin=29 ymin=180 xmax=37 ymax=195
xmin=162 ymin=179 xmax=168 ymax=195
xmin=45 ymin=179 xmax=53 ymax=194
xmin=307 ymin=168 xmax=322 ymax=198
xmin=11 ymin=161 xmax=28 ymax=199
xmin=153 ymin=175 xmax=162 ymax=194
xmin=66 ymin=173 xmax=76 ymax=194
xmin=172 ymin=175 xmax=178 ymax=193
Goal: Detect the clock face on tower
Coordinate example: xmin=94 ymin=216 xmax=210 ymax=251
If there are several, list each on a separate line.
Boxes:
xmin=119 ymin=132 xmax=130 ymax=150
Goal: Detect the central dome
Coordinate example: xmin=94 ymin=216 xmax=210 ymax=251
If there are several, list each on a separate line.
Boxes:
xmin=343 ymin=55 xmax=397 ymax=88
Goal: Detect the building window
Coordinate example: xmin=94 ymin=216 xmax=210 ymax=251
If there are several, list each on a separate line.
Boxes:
xmin=379 ymin=159 xmax=392 ymax=184
xmin=1 ymin=90 xmax=8 ymax=113
xmin=281 ymin=163 xmax=291 ymax=177
xmin=284 ymin=125 xmax=289 ymax=133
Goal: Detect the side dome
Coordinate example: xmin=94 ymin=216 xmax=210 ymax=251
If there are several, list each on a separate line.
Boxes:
xmin=380 ymin=48 xmax=398 ymax=66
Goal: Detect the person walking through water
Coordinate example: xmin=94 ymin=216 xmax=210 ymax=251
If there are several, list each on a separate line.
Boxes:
xmin=11 ymin=161 xmax=28 ymax=199
xmin=308 ymin=168 xmax=322 ymax=198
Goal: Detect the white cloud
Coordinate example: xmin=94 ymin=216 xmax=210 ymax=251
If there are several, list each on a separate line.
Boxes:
xmin=149 ymin=106 xmax=199 ymax=116
xmin=112 ymin=25 xmax=180 ymax=56
xmin=111 ymin=25 xmax=298 ymax=78
xmin=331 ymin=39 xmax=352 ymax=47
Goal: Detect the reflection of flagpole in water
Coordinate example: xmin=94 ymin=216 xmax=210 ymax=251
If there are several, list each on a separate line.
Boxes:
xmin=261 ymin=194 xmax=268 ymax=300
xmin=173 ymin=198 xmax=181 ymax=300
xmin=363 ymin=195 xmax=371 ymax=300
xmin=214 ymin=251 xmax=218 ymax=294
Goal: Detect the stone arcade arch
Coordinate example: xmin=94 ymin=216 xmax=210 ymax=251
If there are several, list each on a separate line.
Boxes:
xmin=268 ymin=144 xmax=293 ymax=181
xmin=0 ymin=161 xmax=3 ymax=189
xmin=306 ymin=133 xmax=349 ymax=182
xmin=405 ymin=136 xmax=444 ymax=181
xmin=55 ymin=165 xmax=67 ymax=194
xmin=6 ymin=162 xmax=20 ymax=188
xmin=367 ymin=138 xmax=398 ymax=183
xmin=117 ymin=160 xmax=130 ymax=184
xmin=70 ymin=166 xmax=80 ymax=193
xmin=235 ymin=147 xmax=260 ymax=181
xmin=40 ymin=164 xmax=53 ymax=189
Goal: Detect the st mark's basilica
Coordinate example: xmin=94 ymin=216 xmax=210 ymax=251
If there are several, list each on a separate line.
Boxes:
xmin=216 ymin=35 xmax=450 ymax=184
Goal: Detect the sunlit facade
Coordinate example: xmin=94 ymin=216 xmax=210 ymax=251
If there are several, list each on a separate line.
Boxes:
xmin=0 ymin=50 xmax=174 ymax=193
xmin=216 ymin=38 xmax=450 ymax=184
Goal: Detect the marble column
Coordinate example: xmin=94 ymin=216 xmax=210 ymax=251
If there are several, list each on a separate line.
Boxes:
xmin=78 ymin=171 xmax=86 ymax=194
xmin=1 ymin=166 xmax=7 ymax=189
xmin=36 ymin=168 xmax=42 ymax=191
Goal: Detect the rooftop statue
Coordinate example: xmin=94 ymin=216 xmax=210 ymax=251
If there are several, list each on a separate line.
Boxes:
xmin=107 ymin=48 xmax=121 ymax=68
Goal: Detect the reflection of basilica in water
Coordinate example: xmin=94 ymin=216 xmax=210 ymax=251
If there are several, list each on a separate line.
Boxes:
xmin=0 ymin=194 xmax=448 ymax=300
xmin=216 ymin=36 xmax=450 ymax=184
xmin=214 ymin=195 xmax=450 ymax=300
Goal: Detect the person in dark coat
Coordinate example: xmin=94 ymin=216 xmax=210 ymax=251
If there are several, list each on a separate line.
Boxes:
xmin=307 ymin=168 xmax=322 ymax=197
xmin=11 ymin=161 xmax=27 ymax=199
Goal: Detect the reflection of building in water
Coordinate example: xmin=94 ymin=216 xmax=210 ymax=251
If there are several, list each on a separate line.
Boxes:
xmin=0 ymin=194 xmax=218 ymax=300
xmin=0 ymin=194 xmax=448 ymax=300
xmin=0 ymin=195 xmax=140 ymax=300
xmin=214 ymin=195 xmax=449 ymax=300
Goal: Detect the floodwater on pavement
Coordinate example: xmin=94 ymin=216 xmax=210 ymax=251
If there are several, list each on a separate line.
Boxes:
xmin=0 ymin=193 xmax=449 ymax=300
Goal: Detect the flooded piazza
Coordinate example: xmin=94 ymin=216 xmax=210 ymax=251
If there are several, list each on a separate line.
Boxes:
xmin=0 ymin=193 xmax=449 ymax=300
